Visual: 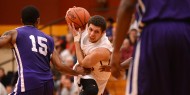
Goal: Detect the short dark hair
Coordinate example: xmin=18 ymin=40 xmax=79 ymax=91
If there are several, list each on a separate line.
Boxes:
xmin=21 ymin=5 xmax=40 ymax=25
xmin=88 ymin=15 xmax=106 ymax=32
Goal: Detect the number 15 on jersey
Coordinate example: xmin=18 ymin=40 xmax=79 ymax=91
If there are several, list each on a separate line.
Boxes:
xmin=29 ymin=35 xmax=48 ymax=56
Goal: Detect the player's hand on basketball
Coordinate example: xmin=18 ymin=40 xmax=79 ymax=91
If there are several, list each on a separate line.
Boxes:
xmin=85 ymin=24 xmax=88 ymax=30
xmin=110 ymin=52 xmax=123 ymax=79
xmin=99 ymin=65 xmax=111 ymax=72
xmin=68 ymin=23 xmax=81 ymax=42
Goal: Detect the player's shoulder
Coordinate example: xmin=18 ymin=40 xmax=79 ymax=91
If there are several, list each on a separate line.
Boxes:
xmin=98 ymin=35 xmax=113 ymax=52
xmin=15 ymin=26 xmax=24 ymax=30
xmin=10 ymin=29 xmax=17 ymax=33
xmin=2 ymin=29 xmax=17 ymax=36
xmin=38 ymin=30 xmax=52 ymax=39
xmin=5 ymin=29 xmax=17 ymax=33
xmin=41 ymin=32 xmax=54 ymax=44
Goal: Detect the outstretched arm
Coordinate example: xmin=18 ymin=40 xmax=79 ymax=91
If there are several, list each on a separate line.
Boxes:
xmin=51 ymin=48 xmax=81 ymax=76
xmin=111 ymin=0 xmax=137 ymax=79
xmin=99 ymin=57 xmax=132 ymax=72
xmin=120 ymin=57 xmax=132 ymax=69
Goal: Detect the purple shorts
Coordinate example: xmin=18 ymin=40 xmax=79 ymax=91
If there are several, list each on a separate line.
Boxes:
xmin=10 ymin=79 xmax=54 ymax=95
xmin=128 ymin=21 xmax=190 ymax=95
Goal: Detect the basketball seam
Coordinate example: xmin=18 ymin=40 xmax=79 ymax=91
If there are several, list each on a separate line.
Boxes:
xmin=67 ymin=16 xmax=81 ymax=28
xmin=73 ymin=8 xmax=84 ymax=28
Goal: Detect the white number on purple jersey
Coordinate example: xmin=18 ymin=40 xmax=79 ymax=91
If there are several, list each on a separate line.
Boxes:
xmin=29 ymin=35 xmax=47 ymax=56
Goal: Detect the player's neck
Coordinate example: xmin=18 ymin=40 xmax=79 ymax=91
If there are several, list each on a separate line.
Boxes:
xmin=24 ymin=24 xmax=37 ymax=28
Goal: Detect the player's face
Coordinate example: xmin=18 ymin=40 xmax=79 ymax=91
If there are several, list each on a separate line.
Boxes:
xmin=87 ymin=24 xmax=104 ymax=43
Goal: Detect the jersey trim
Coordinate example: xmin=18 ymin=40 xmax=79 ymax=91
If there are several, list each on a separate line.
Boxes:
xmin=127 ymin=41 xmax=141 ymax=95
xmin=12 ymin=49 xmax=19 ymax=92
xmin=14 ymin=44 xmax=26 ymax=92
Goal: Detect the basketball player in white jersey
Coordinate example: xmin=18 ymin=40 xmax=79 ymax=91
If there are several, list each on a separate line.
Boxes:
xmin=68 ymin=15 xmax=112 ymax=95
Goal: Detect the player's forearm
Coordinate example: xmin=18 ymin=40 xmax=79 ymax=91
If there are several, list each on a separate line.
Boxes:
xmin=53 ymin=56 xmax=79 ymax=76
xmin=120 ymin=57 xmax=132 ymax=69
xmin=74 ymin=42 xmax=85 ymax=66
xmin=51 ymin=49 xmax=79 ymax=76
xmin=58 ymin=65 xmax=79 ymax=76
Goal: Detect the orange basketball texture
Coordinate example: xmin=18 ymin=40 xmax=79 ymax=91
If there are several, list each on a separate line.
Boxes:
xmin=65 ymin=7 xmax=90 ymax=30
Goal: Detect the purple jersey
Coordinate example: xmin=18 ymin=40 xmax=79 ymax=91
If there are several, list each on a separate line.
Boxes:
xmin=13 ymin=26 xmax=54 ymax=92
xmin=127 ymin=0 xmax=190 ymax=95
xmin=137 ymin=0 xmax=190 ymax=23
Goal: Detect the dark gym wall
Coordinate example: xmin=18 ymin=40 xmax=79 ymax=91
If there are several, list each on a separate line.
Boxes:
xmin=0 ymin=0 xmax=120 ymax=25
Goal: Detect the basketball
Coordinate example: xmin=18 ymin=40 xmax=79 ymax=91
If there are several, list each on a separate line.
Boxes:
xmin=65 ymin=7 xmax=90 ymax=30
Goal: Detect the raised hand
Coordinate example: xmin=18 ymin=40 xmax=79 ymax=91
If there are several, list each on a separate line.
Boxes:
xmin=99 ymin=65 xmax=111 ymax=72
xmin=68 ymin=23 xmax=81 ymax=42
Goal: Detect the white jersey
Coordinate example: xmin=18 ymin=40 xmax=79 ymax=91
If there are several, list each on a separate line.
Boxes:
xmin=80 ymin=29 xmax=112 ymax=80
xmin=73 ymin=29 xmax=113 ymax=95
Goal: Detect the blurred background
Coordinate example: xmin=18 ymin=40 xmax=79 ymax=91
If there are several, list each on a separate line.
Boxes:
xmin=0 ymin=0 xmax=138 ymax=95
xmin=0 ymin=0 xmax=120 ymax=36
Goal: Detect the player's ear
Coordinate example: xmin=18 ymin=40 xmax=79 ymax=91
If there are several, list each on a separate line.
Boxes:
xmin=35 ymin=18 xmax=40 ymax=28
xmin=37 ymin=18 xmax=40 ymax=25
xmin=102 ymin=30 xmax=106 ymax=34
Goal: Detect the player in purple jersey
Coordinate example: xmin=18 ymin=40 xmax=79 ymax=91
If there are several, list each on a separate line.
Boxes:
xmin=111 ymin=0 xmax=190 ymax=95
xmin=0 ymin=6 xmax=86 ymax=95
